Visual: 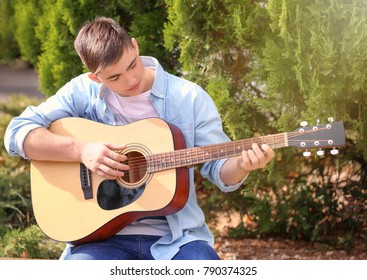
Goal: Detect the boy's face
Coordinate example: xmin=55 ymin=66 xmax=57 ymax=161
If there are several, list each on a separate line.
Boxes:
xmin=89 ymin=39 xmax=149 ymax=97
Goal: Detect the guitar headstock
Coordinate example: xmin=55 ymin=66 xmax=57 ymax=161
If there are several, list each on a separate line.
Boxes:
xmin=287 ymin=119 xmax=345 ymax=157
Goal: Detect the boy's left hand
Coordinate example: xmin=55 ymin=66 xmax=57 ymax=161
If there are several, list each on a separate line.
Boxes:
xmin=238 ymin=143 xmax=275 ymax=171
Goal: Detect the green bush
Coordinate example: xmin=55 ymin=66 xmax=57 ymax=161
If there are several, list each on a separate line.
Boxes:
xmin=0 ymin=95 xmax=42 ymax=234
xmin=0 ymin=0 xmax=173 ymax=96
xmin=203 ymin=157 xmax=367 ymax=250
xmin=0 ymin=224 xmax=63 ymax=259
xmin=0 ymin=95 xmax=64 ymax=258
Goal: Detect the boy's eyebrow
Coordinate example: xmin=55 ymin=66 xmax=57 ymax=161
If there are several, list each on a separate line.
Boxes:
xmin=105 ymin=56 xmax=137 ymax=80
xmin=106 ymin=73 xmax=120 ymax=80
xmin=126 ymin=56 xmax=137 ymax=70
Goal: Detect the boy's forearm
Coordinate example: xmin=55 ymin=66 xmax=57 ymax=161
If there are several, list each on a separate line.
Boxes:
xmin=220 ymin=157 xmax=250 ymax=185
xmin=24 ymin=127 xmax=83 ymax=162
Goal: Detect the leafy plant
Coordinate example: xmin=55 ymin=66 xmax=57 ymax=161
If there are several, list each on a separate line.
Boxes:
xmin=219 ymin=158 xmax=367 ymax=249
xmin=0 ymin=225 xmax=64 ymax=259
xmin=0 ymin=95 xmax=42 ymax=233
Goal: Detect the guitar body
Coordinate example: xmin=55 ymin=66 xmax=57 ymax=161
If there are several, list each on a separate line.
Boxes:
xmin=30 ymin=117 xmax=189 ymax=245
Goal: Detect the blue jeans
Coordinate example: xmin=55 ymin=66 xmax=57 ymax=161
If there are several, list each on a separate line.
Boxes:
xmin=61 ymin=235 xmax=220 ymax=260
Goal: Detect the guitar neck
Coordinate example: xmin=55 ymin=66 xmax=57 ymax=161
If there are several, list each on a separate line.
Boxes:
xmin=147 ymin=132 xmax=288 ymax=172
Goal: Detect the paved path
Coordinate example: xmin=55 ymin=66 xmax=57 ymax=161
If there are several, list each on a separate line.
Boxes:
xmin=0 ymin=63 xmax=45 ymax=101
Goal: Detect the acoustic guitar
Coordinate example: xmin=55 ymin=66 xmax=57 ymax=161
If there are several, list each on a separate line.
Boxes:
xmin=30 ymin=117 xmax=345 ymax=245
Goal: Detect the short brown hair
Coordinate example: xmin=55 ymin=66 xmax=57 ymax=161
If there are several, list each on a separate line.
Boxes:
xmin=74 ymin=17 xmax=133 ymax=73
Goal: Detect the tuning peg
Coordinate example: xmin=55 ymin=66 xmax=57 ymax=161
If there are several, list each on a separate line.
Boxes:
xmin=303 ymin=150 xmax=311 ymax=157
xmin=330 ymin=148 xmax=339 ymax=155
xmin=316 ymin=149 xmax=325 ymax=156
xmin=300 ymin=121 xmax=308 ymax=128
xmin=328 ymin=117 xmax=335 ymax=123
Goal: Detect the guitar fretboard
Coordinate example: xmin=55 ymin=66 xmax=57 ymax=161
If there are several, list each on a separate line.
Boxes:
xmin=147 ymin=132 xmax=288 ymax=172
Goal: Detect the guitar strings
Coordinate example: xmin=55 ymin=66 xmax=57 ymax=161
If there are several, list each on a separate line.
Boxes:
xmin=114 ymin=126 xmax=333 ymax=178
xmin=121 ymin=127 xmax=331 ymax=172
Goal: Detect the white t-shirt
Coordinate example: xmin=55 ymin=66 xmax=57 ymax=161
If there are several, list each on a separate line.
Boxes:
xmin=106 ymin=90 xmax=159 ymax=124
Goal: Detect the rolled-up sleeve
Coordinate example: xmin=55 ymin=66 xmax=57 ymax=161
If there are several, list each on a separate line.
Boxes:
xmin=4 ymin=73 xmax=100 ymax=159
xmin=4 ymin=121 xmax=43 ymax=158
xmin=191 ymin=86 xmax=246 ymax=192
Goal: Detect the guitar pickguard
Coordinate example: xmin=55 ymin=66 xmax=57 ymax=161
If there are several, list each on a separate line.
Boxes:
xmin=97 ymin=180 xmax=145 ymax=210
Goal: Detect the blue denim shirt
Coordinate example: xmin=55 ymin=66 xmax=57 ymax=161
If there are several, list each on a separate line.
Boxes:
xmin=4 ymin=56 xmax=244 ymax=259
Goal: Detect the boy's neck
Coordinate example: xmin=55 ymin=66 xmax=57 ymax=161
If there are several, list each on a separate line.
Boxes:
xmin=143 ymin=67 xmax=156 ymax=92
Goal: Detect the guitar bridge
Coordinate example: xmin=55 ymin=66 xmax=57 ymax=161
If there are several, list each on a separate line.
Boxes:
xmin=80 ymin=163 xmax=93 ymax=199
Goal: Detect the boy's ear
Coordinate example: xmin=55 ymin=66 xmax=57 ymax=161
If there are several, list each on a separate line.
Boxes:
xmin=131 ymin=38 xmax=139 ymax=55
xmin=88 ymin=73 xmax=102 ymax=83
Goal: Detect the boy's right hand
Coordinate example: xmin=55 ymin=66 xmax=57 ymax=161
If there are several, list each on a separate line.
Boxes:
xmin=81 ymin=142 xmax=129 ymax=180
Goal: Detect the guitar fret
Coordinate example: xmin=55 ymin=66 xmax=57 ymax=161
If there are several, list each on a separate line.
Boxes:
xmin=226 ymin=142 xmax=237 ymax=157
xmin=167 ymin=152 xmax=173 ymax=168
xmin=193 ymin=148 xmax=199 ymax=163
xmin=214 ymin=144 xmax=219 ymax=159
xmin=162 ymin=152 xmax=168 ymax=169
xmin=169 ymin=151 xmax=175 ymax=168
xmin=149 ymin=154 xmax=155 ymax=172
xmin=202 ymin=147 xmax=212 ymax=161
xmin=177 ymin=150 xmax=183 ymax=166
xmin=167 ymin=153 xmax=173 ymax=169
xmin=191 ymin=147 xmax=198 ymax=165
xmin=185 ymin=151 xmax=190 ymax=165
xmin=156 ymin=154 xmax=163 ymax=171
xmin=195 ymin=147 xmax=206 ymax=163
xmin=218 ymin=144 xmax=226 ymax=158
xmin=156 ymin=154 xmax=161 ymax=171
xmin=160 ymin=154 xmax=165 ymax=170
xmin=178 ymin=150 xmax=185 ymax=167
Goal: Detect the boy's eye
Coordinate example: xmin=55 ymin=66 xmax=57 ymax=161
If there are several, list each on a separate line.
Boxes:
xmin=110 ymin=75 xmax=120 ymax=81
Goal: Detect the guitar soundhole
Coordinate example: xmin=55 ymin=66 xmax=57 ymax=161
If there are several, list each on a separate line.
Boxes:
xmin=97 ymin=180 xmax=145 ymax=210
xmin=119 ymin=151 xmax=147 ymax=186
xmin=97 ymin=148 xmax=151 ymax=210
